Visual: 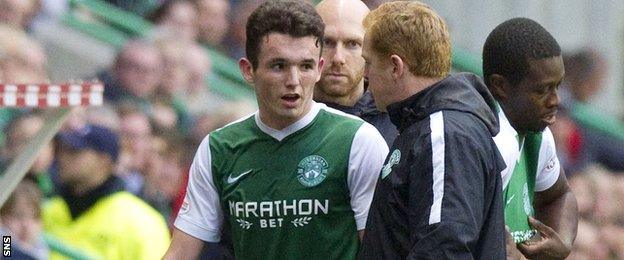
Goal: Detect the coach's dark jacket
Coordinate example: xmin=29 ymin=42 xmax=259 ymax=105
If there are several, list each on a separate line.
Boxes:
xmin=359 ymin=73 xmax=506 ymax=259
xmin=324 ymin=90 xmax=398 ymax=146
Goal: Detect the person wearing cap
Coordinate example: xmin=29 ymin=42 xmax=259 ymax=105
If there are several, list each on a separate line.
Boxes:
xmin=41 ymin=124 xmax=170 ymax=260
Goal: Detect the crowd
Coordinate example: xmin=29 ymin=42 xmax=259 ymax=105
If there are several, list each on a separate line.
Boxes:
xmin=556 ymin=49 xmax=624 ymax=259
xmin=0 ymin=0 xmax=622 ymax=259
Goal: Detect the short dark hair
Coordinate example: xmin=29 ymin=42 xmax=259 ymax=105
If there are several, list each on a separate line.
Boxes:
xmin=245 ymin=0 xmax=324 ymax=68
xmin=483 ymin=17 xmax=561 ymax=86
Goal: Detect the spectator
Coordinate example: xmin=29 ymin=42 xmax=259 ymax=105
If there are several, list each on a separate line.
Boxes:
xmin=551 ymin=49 xmax=624 ymax=173
xmin=187 ymin=101 xmax=256 ymax=148
xmin=0 ymin=24 xmax=47 ymax=133
xmin=554 ymin=110 xmax=624 ymax=174
xmin=98 ymin=39 xmax=162 ymax=108
xmin=568 ymin=166 xmax=624 ymax=258
xmin=193 ymin=0 xmax=230 ymax=48
xmin=0 ymin=0 xmax=38 ymax=29
xmin=181 ymin=43 xmax=227 ymax=117
xmin=155 ymin=36 xmax=190 ymax=98
xmin=562 ymin=49 xmax=607 ymax=104
xmin=142 ymin=133 xmax=186 ymax=224
xmin=151 ymin=38 xmax=192 ymax=132
xmin=0 ymin=24 xmax=48 ymax=84
xmin=568 ymin=220 xmax=608 ymax=259
xmin=224 ymin=0 xmax=263 ymax=59
xmin=1 ymin=113 xmax=55 ymax=197
xmin=84 ymin=104 xmax=121 ymax=132
xmin=0 ymin=180 xmax=49 ymax=260
xmin=148 ymin=0 xmax=198 ymax=43
xmin=99 ymin=39 xmax=190 ymax=132
xmin=116 ymin=105 xmax=153 ymax=195
xmin=568 ymin=172 xmax=594 ymax=220
xmin=589 ymin=169 xmax=623 ymax=225
xmin=42 ymin=124 xmax=170 ymax=259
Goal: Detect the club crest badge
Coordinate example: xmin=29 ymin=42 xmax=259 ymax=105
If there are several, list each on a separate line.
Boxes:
xmin=297 ymin=155 xmax=328 ymax=187
xmin=381 ymin=149 xmax=401 ymax=179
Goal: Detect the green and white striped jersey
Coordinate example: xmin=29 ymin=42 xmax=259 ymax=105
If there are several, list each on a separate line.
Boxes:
xmin=175 ymin=102 xmax=388 ymax=259
xmin=494 ymin=108 xmax=560 ymax=243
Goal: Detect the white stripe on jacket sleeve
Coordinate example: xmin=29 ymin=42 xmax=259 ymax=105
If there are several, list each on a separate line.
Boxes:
xmin=429 ymin=111 xmax=445 ymax=224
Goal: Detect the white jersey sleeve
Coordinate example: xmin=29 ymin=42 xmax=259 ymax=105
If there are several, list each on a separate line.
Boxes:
xmin=173 ymin=135 xmax=223 ymax=242
xmin=535 ymin=127 xmax=561 ymax=192
xmin=347 ymin=122 xmax=389 ymax=230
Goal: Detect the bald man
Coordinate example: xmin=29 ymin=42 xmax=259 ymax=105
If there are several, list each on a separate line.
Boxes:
xmin=315 ymin=0 xmax=397 ymax=145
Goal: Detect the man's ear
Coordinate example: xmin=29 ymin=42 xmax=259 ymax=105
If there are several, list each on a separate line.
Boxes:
xmin=315 ymin=57 xmax=325 ymax=82
xmin=488 ymin=74 xmax=509 ymax=100
xmin=390 ymin=54 xmax=404 ymax=80
xmin=239 ymin=58 xmax=254 ymax=84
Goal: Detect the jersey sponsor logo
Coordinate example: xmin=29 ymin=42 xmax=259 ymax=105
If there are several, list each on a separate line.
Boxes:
xmin=227 ymin=169 xmax=253 ymax=184
xmin=228 ymin=199 xmax=329 ymax=229
xmin=236 ymin=219 xmax=253 ymax=229
xmin=291 ymin=217 xmax=312 ymax=227
xmin=296 ymin=155 xmax=328 ymax=187
xmin=381 ymin=149 xmax=401 ymax=179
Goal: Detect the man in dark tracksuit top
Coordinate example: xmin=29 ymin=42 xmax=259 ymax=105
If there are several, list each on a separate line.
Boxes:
xmin=322 ymin=90 xmax=397 ymax=146
xmin=359 ymin=1 xmax=506 ymax=259
xmin=360 ymin=73 xmax=507 ymax=259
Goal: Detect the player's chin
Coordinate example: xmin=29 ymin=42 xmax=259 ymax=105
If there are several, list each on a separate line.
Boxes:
xmin=320 ymin=82 xmax=349 ymax=94
xmin=530 ymin=123 xmax=549 ymax=133
xmin=276 ymin=105 xmax=301 ymax=117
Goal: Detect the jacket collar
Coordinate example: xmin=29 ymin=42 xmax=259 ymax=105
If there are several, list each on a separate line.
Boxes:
xmin=323 ymin=91 xmax=381 ymax=117
xmin=59 ymin=175 xmax=125 ymax=219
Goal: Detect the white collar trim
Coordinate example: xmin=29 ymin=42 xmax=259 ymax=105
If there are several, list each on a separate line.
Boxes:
xmin=254 ymin=102 xmax=322 ymax=141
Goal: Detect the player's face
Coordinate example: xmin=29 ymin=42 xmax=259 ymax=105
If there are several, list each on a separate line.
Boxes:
xmin=241 ymin=33 xmax=324 ymax=129
xmin=362 ymin=34 xmax=392 ymax=111
xmin=316 ymin=9 xmax=365 ymax=99
xmin=506 ymin=56 xmax=564 ymax=133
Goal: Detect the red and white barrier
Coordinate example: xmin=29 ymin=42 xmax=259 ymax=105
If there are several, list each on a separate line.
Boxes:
xmin=0 ymin=82 xmax=104 ymax=107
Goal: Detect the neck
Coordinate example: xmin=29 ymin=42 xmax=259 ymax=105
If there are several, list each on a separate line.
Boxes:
xmin=71 ymin=172 xmax=109 ymax=196
xmin=259 ymin=101 xmax=313 ymax=130
xmin=394 ymin=75 xmax=444 ymax=105
xmin=314 ymin=82 xmax=365 ymax=107
xmin=499 ymin=103 xmax=530 ymax=136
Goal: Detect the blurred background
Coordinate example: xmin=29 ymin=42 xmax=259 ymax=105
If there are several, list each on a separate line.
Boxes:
xmin=0 ymin=0 xmax=622 ymax=259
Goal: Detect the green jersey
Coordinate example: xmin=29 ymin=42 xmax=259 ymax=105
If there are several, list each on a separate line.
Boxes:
xmin=494 ymin=109 xmax=560 ymax=243
xmin=174 ymin=102 xmax=388 ymax=259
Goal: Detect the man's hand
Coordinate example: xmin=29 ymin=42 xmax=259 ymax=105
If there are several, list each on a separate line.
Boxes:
xmin=517 ymin=217 xmax=571 ymax=260
xmin=506 ymin=226 xmax=525 ymax=260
